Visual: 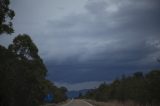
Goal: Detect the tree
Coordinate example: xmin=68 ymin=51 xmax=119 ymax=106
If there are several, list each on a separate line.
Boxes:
xmin=11 ymin=34 xmax=47 ymax=106
xmin=146 ymin=70 xmax=160 ymax=105
xmin=44 ymin=80 xmax=68 ymax=103
xmin=0 ymin=0 xmax=68 ymax=105
xmin=0 ymin=45 xmax=16 ymax=106
xmin=8 ymin=34 xmax=40 ymax=60
xmin=0 ymin=34 xmax=68 ymax=106
xmin=83 ymin=70 xmax=160 ymax=105
xmin=0 ymin=0 xmax=15 ymax=34
xmin=78 ymin=92 xmax=82 ymax=98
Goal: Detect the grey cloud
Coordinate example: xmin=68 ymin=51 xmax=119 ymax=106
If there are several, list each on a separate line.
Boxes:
xmin=1 ymin=0 xmax=159 ymax=88
xmin=42 ymin=0 xmax=160 ymax=84
xmin=85 ymin=0 xmax=108 ymax=15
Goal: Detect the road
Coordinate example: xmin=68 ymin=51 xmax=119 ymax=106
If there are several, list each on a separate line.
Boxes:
xmin=61 ymin=99 xmax=93 ymax=106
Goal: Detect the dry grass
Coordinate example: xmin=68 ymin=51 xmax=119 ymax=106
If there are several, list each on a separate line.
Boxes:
xmin=86 ymin=100 xmax=144 ymax=106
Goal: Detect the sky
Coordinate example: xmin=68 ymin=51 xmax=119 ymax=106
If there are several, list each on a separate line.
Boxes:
xmin=0 ymin=0 xmax=160 ymax=91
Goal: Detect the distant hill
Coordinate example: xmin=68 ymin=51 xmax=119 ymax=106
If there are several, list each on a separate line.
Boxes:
xmin=67 ymin=89 xmax=90 ymax=99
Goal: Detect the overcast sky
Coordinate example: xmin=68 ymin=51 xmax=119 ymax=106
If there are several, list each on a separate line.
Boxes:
xmin=0 ymin=0 xmax=160 ymax=91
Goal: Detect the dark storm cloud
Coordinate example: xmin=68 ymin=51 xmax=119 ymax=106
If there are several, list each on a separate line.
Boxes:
xmin=43 ymin=0 xmax=160 ymax=84
xmin=1 ymin=0 xmax=160 ymax=90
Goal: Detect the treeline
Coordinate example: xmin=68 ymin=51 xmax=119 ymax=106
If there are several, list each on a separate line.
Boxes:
xmin=0 ymin=34 xmax=67 ymax=106
xmin=0 ymin=0 xmax=67 ymax=106
xmin=82 ymin=70 xmax=160 ymax=105
xmin=45 ymin=80 xmax=68 ymax=103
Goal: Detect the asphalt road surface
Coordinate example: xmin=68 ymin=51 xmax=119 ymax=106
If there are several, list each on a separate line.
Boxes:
xmin=61 ymin=99 xmax=93 ymax=106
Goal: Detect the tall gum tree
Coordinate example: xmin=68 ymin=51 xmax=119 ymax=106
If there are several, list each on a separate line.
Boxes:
xmin=0 ymin=0 xmax=15 ymax=34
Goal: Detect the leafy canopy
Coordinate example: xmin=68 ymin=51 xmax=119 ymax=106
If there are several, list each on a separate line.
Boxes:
xmin=0 ymin=0 xmax=15 ymax=34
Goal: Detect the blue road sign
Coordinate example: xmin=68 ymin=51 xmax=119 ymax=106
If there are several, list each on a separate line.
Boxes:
xmin=44 ymin=92 xmax=54 ymax=103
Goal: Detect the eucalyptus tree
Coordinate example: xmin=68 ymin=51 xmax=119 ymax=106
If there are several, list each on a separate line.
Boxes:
xmin=0 ymin=0 xmax=15 ymax=34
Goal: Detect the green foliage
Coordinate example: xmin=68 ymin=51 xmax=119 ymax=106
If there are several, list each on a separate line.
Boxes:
xmin=44 ymin=80 xmax=68 ymax=103
xmin=53 ymin=87 xmax=68 ymax=103
xmin=0 ymin=45 xmax=16 ymax=106
xmin=146 ymin=70 xmax=160 ymax=104
xmin=0 ymin=0 xmax=67 ymax=104
xmin=83 ymin=70 xmax=160 ymax=105
xmin=0 ymin=1 xmax=67 ymax=105
xmin=0 ymin=34 xmax=46 ymax=106
xmin=78 ymin=92 xmax=83 ymax=98
xmin=8 ymin=34 xmax=39 ymax=60
xmin=0 ymin=0 xmax=15 ymax=34
xmin=0 ymin=34 xmax=68 ymax=106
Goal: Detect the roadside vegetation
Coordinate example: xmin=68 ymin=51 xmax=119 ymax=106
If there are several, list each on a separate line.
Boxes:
xmin=81 ymin=70 xmax=160 ymax=106
xmin=87 ymin=100 xmax=145 ymax=106
xmin=0 ymin=0 xmax=67 ymax=106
